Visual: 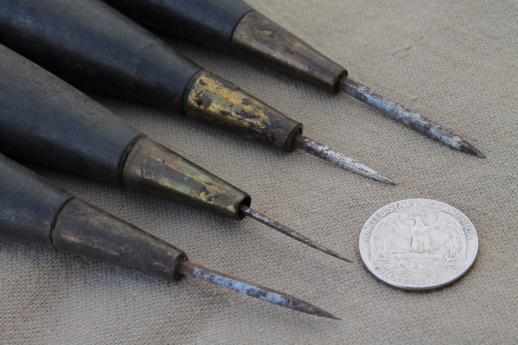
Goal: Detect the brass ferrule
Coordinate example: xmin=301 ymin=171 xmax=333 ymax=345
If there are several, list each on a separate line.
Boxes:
xmin=122 ymin=137 xmax=250 ymax=219
xmin=232 ymin=11 xmax=347 ymax=92
xmin=183 ymin=72 xmax=302 ymax=152
xmin=53 ymin=198 xmax=187 ymax=281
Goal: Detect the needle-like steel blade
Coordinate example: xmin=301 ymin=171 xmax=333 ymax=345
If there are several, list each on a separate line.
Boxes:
xmin=178 ymin=260 xmax=340 ymax=319
xmin=294 ymin=135 xmax=395 ymax=184
xmin=241 ymin=205 xmax=352 ymax=263
xmin=341 ymin=78 xmax=485 ymax=158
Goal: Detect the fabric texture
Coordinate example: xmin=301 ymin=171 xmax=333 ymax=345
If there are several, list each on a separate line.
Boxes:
xmin=1 ymin=0 xmax=517 ymax=344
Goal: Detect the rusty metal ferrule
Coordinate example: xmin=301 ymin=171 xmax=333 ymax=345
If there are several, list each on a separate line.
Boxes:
xmin=52 ymin=198 xmax=188 ymax=281
xmin=121 ymin=137 xmax=251 ymax=220
xmin=183 ymin=71 xmax=303 ymax=152
xmin=232 ymin=11 xmax=348 ymax=93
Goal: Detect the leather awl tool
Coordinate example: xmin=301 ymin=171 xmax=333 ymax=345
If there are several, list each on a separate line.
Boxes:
xmin=0 ymin=0 xmax=394 ymax=183
xmin=104 ymin=0 xmax=484 ymax=158
xmin=0 ymin=153 xmax=339 ymax=319
xmin=0 ymin=44 xmax=350 ymax=263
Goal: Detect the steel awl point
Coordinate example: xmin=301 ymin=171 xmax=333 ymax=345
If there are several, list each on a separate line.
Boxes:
xmin=241 ymin=206 xmax=352 ymax=263
xmin=103 ymin=0 xmax=484 ymax=158
xmin=294 ymin=135 xmax=395 ymax=185
xmin=340 ymin=79 xmax=485 ymax=158
xmin=299 ymin=136 xmax=394 ymax=184
xmin=179 ymin=261 xmax=340 ymax=319
xmin=0 ymin=153 xmax=338 ymax=319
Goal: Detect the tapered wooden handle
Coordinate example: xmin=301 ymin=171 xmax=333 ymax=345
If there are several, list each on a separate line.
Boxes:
xmin=0 ymin=154 xmax=71 ymax=246
xmin=0 ymin=44 xmax=141 ymax=184
xmin=105 ymin=0 xmax=253 ymax=51
xmin=0 ymin=0 xmax=202 ymax=112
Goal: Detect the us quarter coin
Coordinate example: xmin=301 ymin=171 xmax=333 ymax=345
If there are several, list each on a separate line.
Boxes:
xmin=359 ymin=199 xmax=478 ymax=290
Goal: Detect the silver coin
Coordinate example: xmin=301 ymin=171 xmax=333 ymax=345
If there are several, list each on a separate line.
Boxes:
xmin=359 ymin=199 xmax=478 ymax=290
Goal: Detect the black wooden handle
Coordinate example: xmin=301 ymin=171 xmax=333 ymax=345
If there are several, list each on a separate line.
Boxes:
xmin=0 ymin=154 xmax=71 ymax=246
xmin=0 ymin=44 xmax=141 ymax=184
xmin=0 ymin=0 xmax=202 ymax=112
xmin=105 ymin=0 xmax=253 ymax=52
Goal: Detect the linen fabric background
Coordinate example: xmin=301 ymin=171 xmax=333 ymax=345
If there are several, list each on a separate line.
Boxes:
xmin=0 ymin=0 xmax=517 ymax=344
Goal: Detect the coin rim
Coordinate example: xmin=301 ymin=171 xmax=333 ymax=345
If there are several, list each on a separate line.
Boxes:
xmin=359 ymin=198 xmax=479 ymax=291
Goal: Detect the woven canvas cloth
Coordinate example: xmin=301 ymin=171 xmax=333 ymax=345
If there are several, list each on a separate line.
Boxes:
xmin=1 ymin=0 xmax=517 ymax=344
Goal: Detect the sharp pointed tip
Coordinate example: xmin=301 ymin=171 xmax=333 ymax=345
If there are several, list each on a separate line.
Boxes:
xmin=295 ymin=236 xmax=353 ymax=263
xmin=179 ymin=261 xmax=338 ymax=319
xmin=294 ymin=135 xmax=394 ymax=184
xmin=328 ymin=252 xmax=354 ymax=263
xmin=302 ymin=245 xmax=353 ymax=264
xmin=328 ymin=314 xmax=342 ymax=321
xmin=316 ymin=310 xmax=342 ymax=320
xmin=341 ymin=78 xmax=485 ymax=159
xmin=341 ymin=256 xmax=354 ymax=264
xmin=337 ymin=162 xmax=395 ymax=185
xmin=372 ymin=173 xmax=397 ymax=185
xmin=344 ymin=161 xmax=395 ymax=185
xmin=272 ymin=293 xmax=340 ymax=320
xmin=241 ymin=206 xmax=351 ymax=263
xmin=315 ymin=249 xmax=353 ymax=264
xmin=283 ymin=297 xmax=340 ymax=320
xmin=293 ymin=304 xmax=341 ymax=320
xmin=297 ymin=243 xmax=353 ymax=264
xmin=458 ymin=142 xmax=486 ymax=158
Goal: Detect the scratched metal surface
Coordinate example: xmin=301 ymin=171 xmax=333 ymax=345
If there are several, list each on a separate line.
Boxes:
xmin=0 ymin=0 xmax=517 ymax=344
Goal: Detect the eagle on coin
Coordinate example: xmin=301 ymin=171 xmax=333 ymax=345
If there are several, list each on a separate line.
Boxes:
xmin=371 ymin=209 xmax=466 ymax=264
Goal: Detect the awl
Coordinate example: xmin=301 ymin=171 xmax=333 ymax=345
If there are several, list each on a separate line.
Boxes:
xmin=0 ymin=153 xmax=338 ymax=319
xmin=0 ymin=0 xmax=393 ymax=183
xmin=104 ymin=0 xmax=484 ymax=157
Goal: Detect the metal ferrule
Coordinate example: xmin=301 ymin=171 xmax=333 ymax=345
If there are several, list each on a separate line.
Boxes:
xmin=52 ymin=199 xmax=187 ymax=281
xmin=232 ymin=11 xmax=347 ymax=92
xmin=122 ymin=137 xmax=251 ymax=219
xmin=183 ymin=72 xmax=302 ymax=152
